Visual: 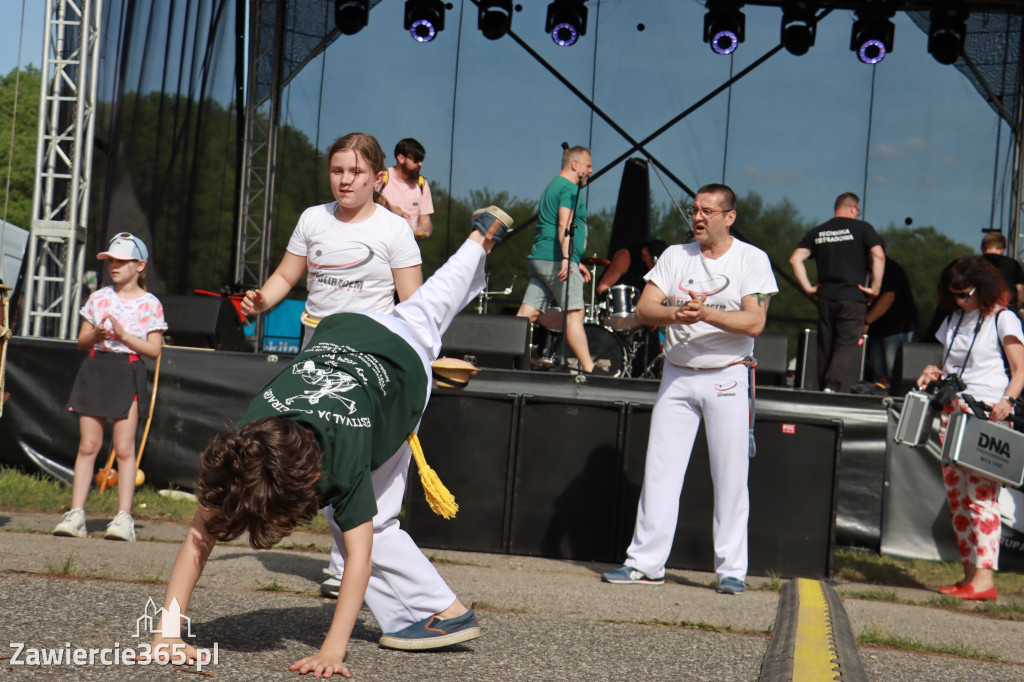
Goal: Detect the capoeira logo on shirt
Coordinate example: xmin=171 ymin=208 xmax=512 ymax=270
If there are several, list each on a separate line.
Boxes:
xmin=309 ymin=242 xmax=375 ymax=271
xmin=285 ymin=360 xmax=359 ymax=414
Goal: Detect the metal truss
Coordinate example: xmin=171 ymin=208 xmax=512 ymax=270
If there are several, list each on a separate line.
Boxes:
xmin=235 ymin=1 xmax=283 ymax=292
xmin=20 ymin=0 xmax=101 ymax=339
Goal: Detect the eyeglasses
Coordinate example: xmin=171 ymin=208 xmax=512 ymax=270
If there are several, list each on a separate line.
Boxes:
xmin=949 ymin=287 xmax=976 ymax=301
xmin=686 ymin=206 xmax=730 ymax=219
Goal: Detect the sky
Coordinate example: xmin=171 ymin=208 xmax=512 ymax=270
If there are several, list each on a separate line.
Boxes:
xmin=1 ymin=0 xmax=1018 ymax=252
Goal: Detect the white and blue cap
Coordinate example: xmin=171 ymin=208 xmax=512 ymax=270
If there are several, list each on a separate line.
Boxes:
xmin=98 ymin=232 xmax=149 ymax=262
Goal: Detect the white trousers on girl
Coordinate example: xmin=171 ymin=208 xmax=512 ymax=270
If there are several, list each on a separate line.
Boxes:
xmin=324 ymin=238 xmax=486 ymax=633
xmin=624 ymin=361 xmax=750 ymax=581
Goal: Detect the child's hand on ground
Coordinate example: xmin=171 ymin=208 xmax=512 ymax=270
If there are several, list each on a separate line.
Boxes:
xmin=289 ymin=648 xmax=351 ymax=678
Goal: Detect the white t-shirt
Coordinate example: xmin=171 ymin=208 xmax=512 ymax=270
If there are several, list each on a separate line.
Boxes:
xmin=287 ymin=202 xmax=422 ymax=325
xmin=646 ymin=239 xmax=778 ymax=368
xmin=80 ymin=287 xmax=167 ymax=353
xmin=935 ymin=307 xmax=1023 ymax=404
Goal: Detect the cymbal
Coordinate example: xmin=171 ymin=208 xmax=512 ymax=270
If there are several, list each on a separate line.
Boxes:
xmin=581 ymin=257 xmax=611 ymax=266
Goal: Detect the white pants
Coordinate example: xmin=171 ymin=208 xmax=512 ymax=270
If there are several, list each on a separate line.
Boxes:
xmin=625 ymin=362 xmax=750 ymax=581
xmin=324 ymin=238 xmax=486 ymax=633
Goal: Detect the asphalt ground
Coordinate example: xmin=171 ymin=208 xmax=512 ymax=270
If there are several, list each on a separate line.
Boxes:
xmin=1 ymin=511 xmax=1022 ymax=681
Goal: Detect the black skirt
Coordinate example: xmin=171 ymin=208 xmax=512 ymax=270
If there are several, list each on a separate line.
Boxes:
xmin=67 ymin=351 xmax=150 ymax=419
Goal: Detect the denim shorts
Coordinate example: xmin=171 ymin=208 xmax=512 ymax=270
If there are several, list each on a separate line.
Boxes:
xmin=521 ymin=258 xmax=585 ymax=312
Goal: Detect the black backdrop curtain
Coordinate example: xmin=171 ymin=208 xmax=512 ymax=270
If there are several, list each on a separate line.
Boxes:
xmin=89 ymin=0 xmax=242 ymax=296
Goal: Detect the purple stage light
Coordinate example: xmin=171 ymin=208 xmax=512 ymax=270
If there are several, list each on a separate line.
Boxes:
xmin=858 ymin=39 xmax=886 ymax=64
xmin=712 ymin=29 xmax=738 ymax=55
xmin=552 ymin=21 xmax=579 ymax=46
xmin=411 ymin=19 xmax=437 ymax=42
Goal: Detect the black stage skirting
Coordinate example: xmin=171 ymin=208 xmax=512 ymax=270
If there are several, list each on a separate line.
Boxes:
xmin=1 ymin=337 xmax=901 ymax=578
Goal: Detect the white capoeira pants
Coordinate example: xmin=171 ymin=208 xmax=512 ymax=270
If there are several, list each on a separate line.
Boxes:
xmin=624 ymin=361 xmax=750 ymax=581
xmin=323 ymin=237 xmax=487 ymax=633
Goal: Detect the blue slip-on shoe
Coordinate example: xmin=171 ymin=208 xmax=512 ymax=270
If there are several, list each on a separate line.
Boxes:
xmin=378 ymin=607 xmax=481 ymax=651
xmin=601 ymin=565 xmax=664 ymax=585
xmin=717 ymin=576 xmax=746 ymax=594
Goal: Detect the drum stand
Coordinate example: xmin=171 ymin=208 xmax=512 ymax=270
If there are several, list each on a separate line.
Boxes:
xmin=474 ymin=273 xmax=516 ymax=315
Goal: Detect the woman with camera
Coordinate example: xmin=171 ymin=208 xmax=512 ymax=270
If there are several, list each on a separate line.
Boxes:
xmin=916 ymin=255 xmax=1024 ymax=601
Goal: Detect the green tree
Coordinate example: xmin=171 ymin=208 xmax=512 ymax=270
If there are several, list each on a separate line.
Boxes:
xmin=0 ymin=66 xmax=41 ymax=230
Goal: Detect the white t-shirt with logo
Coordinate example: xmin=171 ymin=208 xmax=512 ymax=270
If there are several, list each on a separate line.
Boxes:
xmin=80 ymin=287 xmax=167 ymax=353
xmin=646 ymin=239 xmax=778 ymax=369
xmin=287 ymin=202 xmax=422 ymax=325
xmin=936 ymin=307 xmax=1024 ymax=404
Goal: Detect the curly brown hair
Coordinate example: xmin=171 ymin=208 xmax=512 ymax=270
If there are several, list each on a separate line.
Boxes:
xmin=197 ymin=417 xmax=323 ymax=550
xmin=937 ymin=255 xmax=1010 ymax=317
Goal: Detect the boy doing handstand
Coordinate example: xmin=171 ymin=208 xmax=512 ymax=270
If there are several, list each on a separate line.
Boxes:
xmin=148 ymin=208 xmax=514 ymax=678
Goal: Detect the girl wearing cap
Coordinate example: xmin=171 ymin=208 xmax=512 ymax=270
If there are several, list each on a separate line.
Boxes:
xmin=53 ymin=233 xmax=167 ymax=542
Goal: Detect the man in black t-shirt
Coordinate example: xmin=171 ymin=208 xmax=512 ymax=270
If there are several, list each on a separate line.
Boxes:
xmin=864 ymin=256 xmax=918 ymax=386
xmin=981 ymin=232 xmax=1024 ymax=310
xmin=789 ymin=192 xmax=885 ymax=392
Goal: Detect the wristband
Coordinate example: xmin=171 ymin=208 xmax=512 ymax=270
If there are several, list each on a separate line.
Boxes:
xmin=1003 ymin=395 xmax=1016 ymax=404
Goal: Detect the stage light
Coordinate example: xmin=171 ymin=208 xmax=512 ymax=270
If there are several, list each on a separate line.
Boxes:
xmin=850 ymin=5 xmax=895 ymax=64
xmin=703 ymin=1 xmax=745 ymax=56
xmin=780 ymin=1 xmax=817 ymax=56
xmin=335 ymin=0 xmax=369 ymax=36
xmin=546 ymin=1 xmax=587 ymax=47
xmin=404 ymin=0 xmax=446 ymax=43
xmin=928 ymin=3 xmax=968 ymax=65
xmin=479 ymin=1 xmax=514 ymax=40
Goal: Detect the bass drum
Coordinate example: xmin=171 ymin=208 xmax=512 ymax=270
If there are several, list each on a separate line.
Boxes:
xmin=580 ymin=324 xmax=628 ymax=377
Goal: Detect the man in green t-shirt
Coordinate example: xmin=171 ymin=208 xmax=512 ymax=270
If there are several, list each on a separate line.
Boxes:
xmin=145 ymin=208 xmax=513 ymax=678
xmin=517 ymin=146 xmax=596 ymax=373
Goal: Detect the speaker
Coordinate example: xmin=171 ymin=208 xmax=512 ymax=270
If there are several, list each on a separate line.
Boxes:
xmin=891 ymin=342 xmax=943 ymax=396
xmin=161 ymin=295 xmax=247 ymax=351
xmin=753 ymin=333 xmax=788 ymax=387
xmin=440 ymin=313 xmax=531 ymax=370
xmin=796 ymin=329 xmax=866 ymax=391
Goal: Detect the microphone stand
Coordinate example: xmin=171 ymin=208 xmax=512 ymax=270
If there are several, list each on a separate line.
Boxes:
xmin=555 ymin=177 xmax=584 ymax=371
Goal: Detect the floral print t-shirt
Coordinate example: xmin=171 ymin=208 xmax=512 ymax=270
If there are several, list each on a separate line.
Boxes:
xmin=80 ymin=286 xmax=167 ymax=353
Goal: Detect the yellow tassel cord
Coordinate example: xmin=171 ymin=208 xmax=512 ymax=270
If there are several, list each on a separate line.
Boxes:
xmin=407 ymin=433 xmax=458 ymax=519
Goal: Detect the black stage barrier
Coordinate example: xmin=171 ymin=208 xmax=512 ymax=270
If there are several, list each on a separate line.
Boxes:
xmin=795 ymin=329 xmax=866 ymax=391
xmin=408 ymin=373 xmax=843 ymax=578
xmin=439 ymin=313 xmax=531 ymax=370
xmin=3 ymin=337 xmax=884 ymax=559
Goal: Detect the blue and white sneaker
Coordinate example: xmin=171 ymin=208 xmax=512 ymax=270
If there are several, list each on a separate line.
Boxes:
xmin=717 ymin=576 xmax=746 ymax=594
xmin=601 ymin=565 xmax=664 ymax=585
xmin=378 ymin=607 xmax=481 ymax=651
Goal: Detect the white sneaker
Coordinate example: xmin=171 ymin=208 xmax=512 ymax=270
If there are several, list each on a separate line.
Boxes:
xmin=320 ymin=567 xmax=341 ymax=598
xmin=53 ymin=509 xmax=86 ymax=538
xmin=104 ymin=511 xmax=136 ymax=542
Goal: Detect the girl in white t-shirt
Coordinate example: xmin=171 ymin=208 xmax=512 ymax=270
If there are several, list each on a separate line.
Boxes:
xmin=241 ymin=133 xmax=423 ymax=346
xmin=53 ymin=233 xmax=167 ymax=542
xmin=917 ymin=256 xmax=1024 ymax=602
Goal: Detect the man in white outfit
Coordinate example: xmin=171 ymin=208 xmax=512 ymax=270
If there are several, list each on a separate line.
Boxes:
xmin=602 ymin=184 xmax=777 ymax=594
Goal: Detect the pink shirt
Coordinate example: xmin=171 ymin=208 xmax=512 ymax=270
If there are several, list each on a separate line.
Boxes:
xmin=80 ymin=287 xmax=167 ymax=353
xmin=381 ymin=166 xmax=434 ymax=230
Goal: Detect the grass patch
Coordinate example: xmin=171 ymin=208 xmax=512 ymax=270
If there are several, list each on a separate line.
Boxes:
xmin=257 ymin=579 xmax=290 ymax=592
xmin=838 ymin=588 xmax=899 ymax=602
xmin=0 ymin=466 xmax=332 ymax=534
xmin=425 ymin=553 xmax=481 ymax=567
xmin=857 ymin=624 xmax=1001 ymax=661
xmin=979 ymin=598 xmax=1024 ymax=620
xmin=278 ymin=541 xmax=331 ymax=553
xmin=44 ymin=554 xmax=79 ymax=577
xmin=136 ymin=571 xmax=165 ymax=585
xmin=924 ymin=594 xmax=963 ymax=608
xmin=759 ymin=571 xmax=784 ymax=592
xmin=834 ymin=547 xmax=1024 ymax=598
xmin=609 ymin=618 xmax=768 ymax=637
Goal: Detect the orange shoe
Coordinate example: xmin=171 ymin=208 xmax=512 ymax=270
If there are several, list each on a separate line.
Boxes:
xmin=953 ymin=584 xmax=997 ymax=601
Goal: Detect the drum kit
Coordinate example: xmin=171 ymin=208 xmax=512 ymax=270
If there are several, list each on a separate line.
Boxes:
xmin=530 ymin=256 xmax=661 ymax=378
